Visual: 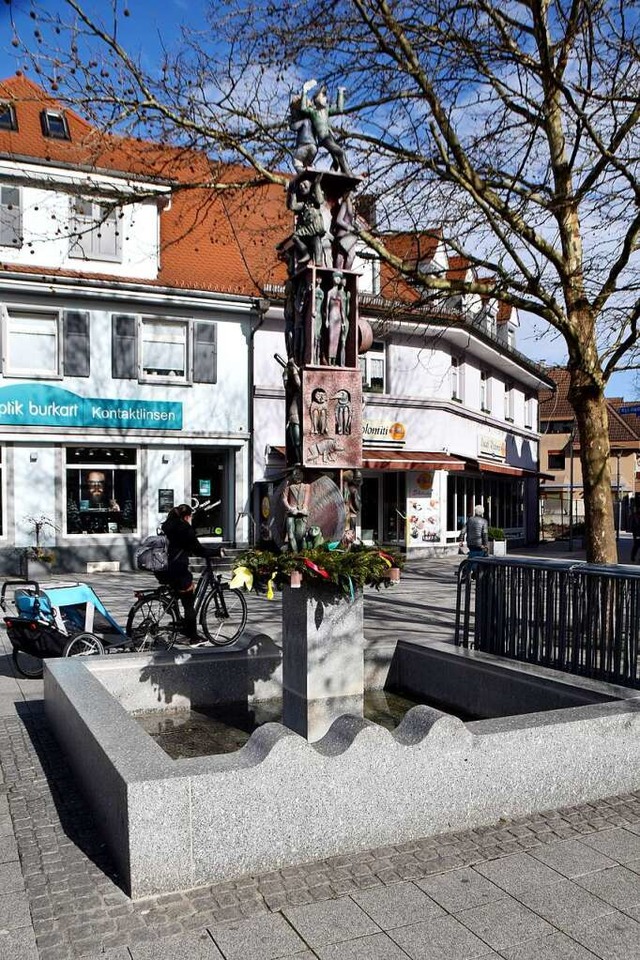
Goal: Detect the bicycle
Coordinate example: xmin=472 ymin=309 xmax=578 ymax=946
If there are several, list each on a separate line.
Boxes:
xmin=126 ymin=555 xmax=248 ymax=649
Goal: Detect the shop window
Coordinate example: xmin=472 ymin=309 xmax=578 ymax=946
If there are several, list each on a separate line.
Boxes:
xmin=4 ymin=310 xmax=61 ymax=378
xmin=65 ymin=447 xmax=137 ymax=535
xmin=447 ymin=472 xmax=524 ymax=537
xmin=0 ymin=185 xmax=22 ymax=248
xmin=40 ymin=109 xmax=70 ymax=140
xmin=111 ymin=314 xmax=217 ymax=384
xmin=359 ymin=341 xmax=385 ymax=393
xmin=69 ymin=197 xmax=121 ymax=262
xmin=0 ymin=103 xmax=17 ymax=132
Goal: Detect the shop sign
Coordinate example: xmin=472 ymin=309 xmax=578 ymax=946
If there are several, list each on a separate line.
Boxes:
xmin=362 ymin=419 xmax=406 ymax=444
xmin=0 ymin=384 xmax=182 ymax=431
xmin=479 ymin=433 xmax=506 ymax=459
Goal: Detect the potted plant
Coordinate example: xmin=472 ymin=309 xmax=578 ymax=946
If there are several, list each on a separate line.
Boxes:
xmin=488 ymin=527 xmax=507 ymax=557
xmin=22 ymin=515 xmax=57 ymax=580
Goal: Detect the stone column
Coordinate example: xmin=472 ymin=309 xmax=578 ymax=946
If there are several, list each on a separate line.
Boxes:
xmin=282 ymin=583 xmax=364 ymax=742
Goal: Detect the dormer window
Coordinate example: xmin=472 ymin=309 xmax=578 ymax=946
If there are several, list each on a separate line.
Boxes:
xmin=69 ymin=197 xmax=121 ymax=262
xmin=41 ymin=109 xmax=70 ymax=140
xmin=0 ymin=103 xmax=17 ymax=132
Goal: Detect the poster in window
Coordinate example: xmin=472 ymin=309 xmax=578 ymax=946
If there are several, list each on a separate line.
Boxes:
xmin=406 ymin=470 xmax=441 ymax=546
xmin=158 ymin=489 xmax=174 ymax=513
xmin=199 ymin=479 xmax=211 ymax=496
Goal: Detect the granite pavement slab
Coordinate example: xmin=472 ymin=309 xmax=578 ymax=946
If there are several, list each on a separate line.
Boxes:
xmin=455 ymin=896 xmax=555 ymax=951
xmin=207 ymin=913 xmax=308 ymax=959
xmin=350 ymin=880 xmax=446 ymax=929
xmin=566 ymin=910 xmax=640 ymax=959
xmin=529 ymin=837 xmax=618 ymax=878
xmin=281 ymin=898 xmax=381 ymax=949
xmin=387 ymin=913 xmax=501 ymax=960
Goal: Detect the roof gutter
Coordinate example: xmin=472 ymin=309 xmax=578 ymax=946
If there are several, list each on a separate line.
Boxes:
xmin=0 ymin=270 xmax=256 ymax=314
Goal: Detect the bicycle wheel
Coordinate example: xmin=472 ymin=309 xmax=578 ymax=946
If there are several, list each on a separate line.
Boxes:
xmin=200 ymin=586 xmax=247 ymax=646
xmin=12 ymin=647 xmax=44 ymax=679
xmin=126 ymin=594 xmax=178 ymax=651
xmin=63 ymin=633 xmax=105 ymax=658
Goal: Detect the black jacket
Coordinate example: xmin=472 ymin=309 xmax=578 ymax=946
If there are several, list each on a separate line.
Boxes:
xmin=161 ymin=513 xmax=215 ymax=579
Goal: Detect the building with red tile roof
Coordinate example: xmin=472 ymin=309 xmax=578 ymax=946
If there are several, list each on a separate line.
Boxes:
xmin=538 ymin=367 xmax=640 ymax=535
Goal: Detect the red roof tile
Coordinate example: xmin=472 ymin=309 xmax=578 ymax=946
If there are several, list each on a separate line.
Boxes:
xmin=539 ymin=367 xmax=640 ymax=445
xmin=0 ymin=75 xmax=289 ymax=294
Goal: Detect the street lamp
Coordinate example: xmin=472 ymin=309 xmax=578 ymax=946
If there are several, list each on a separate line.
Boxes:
xmin=569 ymin=421 xmax=577 ymax=551
xmin=616 ymin=451 xmax=622 ymax=542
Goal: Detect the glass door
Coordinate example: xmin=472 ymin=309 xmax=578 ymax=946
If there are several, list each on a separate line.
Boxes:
xmin=190 ymin=449 xmax=228 ymax=540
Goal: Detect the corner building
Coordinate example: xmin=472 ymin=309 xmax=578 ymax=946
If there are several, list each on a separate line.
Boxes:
xmin=0 ymin=76 xmax=284 ymax=571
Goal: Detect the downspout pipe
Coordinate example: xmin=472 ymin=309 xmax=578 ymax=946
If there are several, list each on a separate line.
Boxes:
xmin=248 ymin=298 xmax=271 ymax=545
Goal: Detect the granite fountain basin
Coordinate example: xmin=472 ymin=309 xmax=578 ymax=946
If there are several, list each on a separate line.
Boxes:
xmin=44 ymin=642 xmax=640 ymax=898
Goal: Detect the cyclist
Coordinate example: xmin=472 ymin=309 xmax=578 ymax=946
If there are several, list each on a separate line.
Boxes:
xmin=156 ymin=503 xmax=222 ymax=643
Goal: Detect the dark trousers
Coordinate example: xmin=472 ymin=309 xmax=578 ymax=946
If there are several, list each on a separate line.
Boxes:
xmin=632 ymin=538 xmax=640 ymax=562
xmin=180 ymin=589 xmax=197 ymax=638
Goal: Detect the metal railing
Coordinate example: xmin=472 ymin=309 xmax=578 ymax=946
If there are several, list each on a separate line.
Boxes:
xmin=455 ymin=556 xmax=640 ymax=688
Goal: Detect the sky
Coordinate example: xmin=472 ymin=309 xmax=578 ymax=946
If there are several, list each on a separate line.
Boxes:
xmin=0 ymin=0 xmax=637 ymax=400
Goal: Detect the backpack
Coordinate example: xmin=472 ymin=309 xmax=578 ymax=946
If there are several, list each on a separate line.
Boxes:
xmin=135 ymin=534 xmax=169 ymax=573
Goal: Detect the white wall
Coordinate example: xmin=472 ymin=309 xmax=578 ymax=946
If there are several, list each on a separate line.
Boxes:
xmin=13 ymin=446 xmax=57 ymax=547
xmin=2 ymin=185 xmax=160 ymax=280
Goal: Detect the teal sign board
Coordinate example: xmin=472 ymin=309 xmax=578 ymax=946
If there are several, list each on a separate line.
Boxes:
xmin=0 ymin=384 xmax=183 ymax=431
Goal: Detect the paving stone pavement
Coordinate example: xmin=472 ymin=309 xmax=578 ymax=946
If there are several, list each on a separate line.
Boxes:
xmin=0 ymin=550 xmax=639 ymax=959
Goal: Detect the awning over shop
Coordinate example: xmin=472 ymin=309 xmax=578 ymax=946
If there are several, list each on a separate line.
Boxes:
xmin=468 ymin=458 xmax=554 ymax=481
xmin=361 ymin=449 xmax=466 ymax=471
xmin=267 ymin=446 xmax=466 ymax=471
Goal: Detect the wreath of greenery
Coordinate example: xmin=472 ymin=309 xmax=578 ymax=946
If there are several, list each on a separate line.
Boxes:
xmin=233 ymin=543 xmax=404 ymax=597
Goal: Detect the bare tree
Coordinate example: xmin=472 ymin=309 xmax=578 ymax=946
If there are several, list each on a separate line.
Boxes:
xmin=6 ymin=0 xmax=640 ymax=562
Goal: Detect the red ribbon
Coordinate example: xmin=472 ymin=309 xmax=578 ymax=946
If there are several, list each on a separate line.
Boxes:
xmin=303 ymin=558 xmax=330 ymax=578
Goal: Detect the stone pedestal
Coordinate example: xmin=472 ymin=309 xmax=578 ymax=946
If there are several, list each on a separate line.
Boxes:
xmin=282 ymin=583 xmax=364 ymax=742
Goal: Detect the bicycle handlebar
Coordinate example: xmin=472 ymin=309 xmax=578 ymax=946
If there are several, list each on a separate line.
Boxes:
xmin=204 ymin=546 xmax=226 ymax=562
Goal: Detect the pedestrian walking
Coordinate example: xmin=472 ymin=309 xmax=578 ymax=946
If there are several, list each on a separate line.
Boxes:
xmin=459 ymin=505 xmax=489 ymax=558
xmin=631 ymin=504 xmax=640 ymax=562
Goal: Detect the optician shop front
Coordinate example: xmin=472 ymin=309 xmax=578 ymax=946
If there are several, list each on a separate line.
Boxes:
xmin=0 ymin=383 xmax=248 ymax=573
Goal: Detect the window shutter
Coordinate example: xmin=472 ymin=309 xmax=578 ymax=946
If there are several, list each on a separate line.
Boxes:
xmin=63 ymin=311 xmax=90 ymax=377
xmin=0 ymin=186 xmax=21 ymax=247
xmin=193 ymin=322 xmax=217 ymax=384
xmin=112 ymin=314 xmax=137 ymax=379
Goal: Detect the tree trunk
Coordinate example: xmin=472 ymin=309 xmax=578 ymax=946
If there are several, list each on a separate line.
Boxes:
xmin=569 ymin=377 xmax=617 ymax=564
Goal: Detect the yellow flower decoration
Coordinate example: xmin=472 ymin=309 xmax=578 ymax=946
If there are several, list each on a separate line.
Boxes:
xmin=230 ymin=566 xmax=254 ymax=592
